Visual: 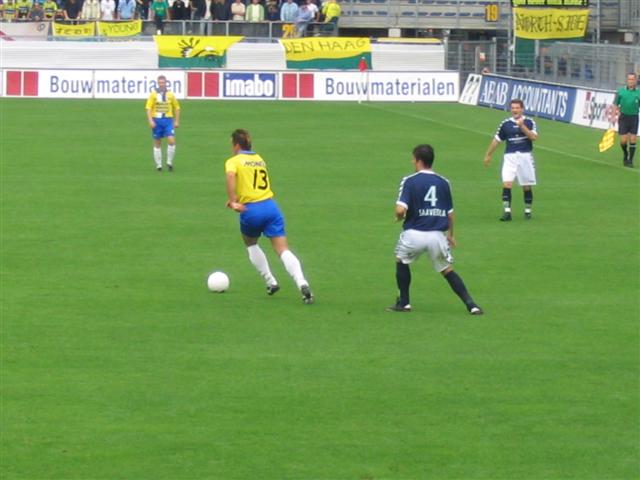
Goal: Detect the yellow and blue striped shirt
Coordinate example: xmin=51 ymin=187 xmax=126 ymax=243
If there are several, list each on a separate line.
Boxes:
xmin=145 ymin=89 xmax=180 ymax=118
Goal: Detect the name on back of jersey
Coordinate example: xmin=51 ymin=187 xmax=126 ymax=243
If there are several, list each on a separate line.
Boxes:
xmin=418 ymin=208 xmax=447 ymax=217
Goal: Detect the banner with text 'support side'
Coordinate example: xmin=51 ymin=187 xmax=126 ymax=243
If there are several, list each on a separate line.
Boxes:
xmin=477 ymin=75 xmax=576 ymax=122
xmin=313 ymin=71 xmax=459 ymax=101
xmin=513 ymin=7 xmax=589 ymax=39
xmin=52 ymin=21 xmax=96 ymax=37
xmin=33 ymin=70 xmax=186 ymax=98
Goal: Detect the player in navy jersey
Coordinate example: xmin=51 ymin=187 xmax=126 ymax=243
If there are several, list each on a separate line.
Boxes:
xmin=483 ymin=98 xmax=538 ymax=221
xmin=387 ymin=144 xmax=483 ymax=315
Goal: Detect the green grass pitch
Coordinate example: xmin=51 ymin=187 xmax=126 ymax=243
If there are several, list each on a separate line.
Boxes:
xmin=1 ymin=99 xmax=638 ymax=479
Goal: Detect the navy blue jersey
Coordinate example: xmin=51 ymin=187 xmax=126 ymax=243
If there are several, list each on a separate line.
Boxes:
xmin=495 ymin=117 xmax=537 ymax=154
xmin=396 ymin=170 xmax=453 ymax=232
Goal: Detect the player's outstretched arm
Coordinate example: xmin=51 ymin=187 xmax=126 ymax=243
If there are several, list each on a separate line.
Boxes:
xmin=483 ymin=139 xmax=499 ymax=167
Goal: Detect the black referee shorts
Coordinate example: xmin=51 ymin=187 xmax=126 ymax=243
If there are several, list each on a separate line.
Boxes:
xmin=618 ymin=113 xmax=639 ymax=135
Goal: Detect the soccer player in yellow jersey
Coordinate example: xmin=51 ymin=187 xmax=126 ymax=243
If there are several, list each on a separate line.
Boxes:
xmin=145 ymin=75 xmax=180 ymax=172
xmin=225 ymin=129 xmax=314 ymax=304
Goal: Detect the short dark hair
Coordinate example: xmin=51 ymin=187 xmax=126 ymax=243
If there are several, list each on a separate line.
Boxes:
xmin=231 ymin=129 xmax=252 ymax=150
xmin=510 ymin=98 xmax=524 ymax=108
xmin=412 ymin=144 xmax=434 ymax=167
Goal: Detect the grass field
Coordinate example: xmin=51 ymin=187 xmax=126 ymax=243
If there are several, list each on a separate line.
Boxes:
xmin=1 ymin=99 xmax=639 ymax=480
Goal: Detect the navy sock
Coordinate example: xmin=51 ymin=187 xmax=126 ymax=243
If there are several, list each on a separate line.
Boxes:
xmin=629 ymin=143 xmax=637 ymax=163
xmin=396 ymin=262 xmax=411 ymax=306
xmin=524 ymin=189 xmax=533 ymax=211
xmin=622 ymin=143 xmax=629 ymax=161
xmin=444 ymin=270 xmax=475 ymax=308
xmin=502 ymin=188 xmax=512 ymax=211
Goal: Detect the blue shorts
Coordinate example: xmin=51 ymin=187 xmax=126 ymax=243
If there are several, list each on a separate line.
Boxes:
xmin=152 ymin=117 xmax=175 ymax=139
xmin=240 ymin=199 xmax=286 ymax=238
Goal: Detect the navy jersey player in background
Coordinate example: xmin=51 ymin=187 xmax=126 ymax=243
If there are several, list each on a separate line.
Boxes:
xmin=387 ymin=144 xmax=483 ymax=315
xmin=483 ymin=98 xmax=538 ymax=221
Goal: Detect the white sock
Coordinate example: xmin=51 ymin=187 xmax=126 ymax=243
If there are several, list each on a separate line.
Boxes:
xmin=247 ymin=245 xmax=277 ymax=286
xmin=153 ymin=147 xmax=162 ymax=168
xmin=280 ymin=249 xmax=307 ymax=289
xmin=167 ymin=144 xmax=176 ymax=165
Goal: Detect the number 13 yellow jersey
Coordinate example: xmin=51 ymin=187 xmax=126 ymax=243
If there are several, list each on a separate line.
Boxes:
xmin=225 ymin=151 xmax=274 ymax=204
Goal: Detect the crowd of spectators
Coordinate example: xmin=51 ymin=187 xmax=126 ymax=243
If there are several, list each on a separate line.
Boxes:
xmin=0 ymin=0 xmax=341 ymax=36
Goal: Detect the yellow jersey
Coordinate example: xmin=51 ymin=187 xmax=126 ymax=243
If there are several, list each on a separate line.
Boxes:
xmin=145 ymin=89 xmax=180 ymax=118
xmin=225 ymin=152 xmax=274 ymax=204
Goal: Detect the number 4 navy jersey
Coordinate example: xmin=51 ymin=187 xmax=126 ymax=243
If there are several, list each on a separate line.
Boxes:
xmin=396 ymin=170 xmax=453 ymax=232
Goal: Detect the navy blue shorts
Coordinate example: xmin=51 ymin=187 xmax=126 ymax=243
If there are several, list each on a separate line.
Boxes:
xmin=152 ymin=117 xmax=175 ymax=139
xmin=240 ymin=198 xmax=286 ymax=238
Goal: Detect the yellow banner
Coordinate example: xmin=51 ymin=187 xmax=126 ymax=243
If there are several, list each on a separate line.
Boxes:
xmin=98 ymin=20 xmax=142 ymax=37
xmin=52 ymin=21 xmax=95 ymax=37
xmin=514 ymin=8 xmax=589 ymax=39
xmin=154 ymin=35 xmax=243 ymax=59
xmin=279 ymin=37 xmax=371 ymax=62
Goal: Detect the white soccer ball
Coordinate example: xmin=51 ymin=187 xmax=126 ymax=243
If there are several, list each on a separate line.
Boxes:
xmin=207 ymin=271 xmax=229 ymax=293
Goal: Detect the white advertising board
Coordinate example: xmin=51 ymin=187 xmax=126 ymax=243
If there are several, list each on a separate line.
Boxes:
xmin=93 ymin=71 xmax=186 ymax=99
xmin=459 ymin=74 xmax=482 ymax=105
xmin=38 ymin=70 xmax=95 ymax=98
xmin=35 ymin=70 xmax=186 ymax=99
xmin=571 ymin=89 xmax=617 ymax=130
xmin=0 ymin=21 xmax=49 ymax=39
xmin=313 ymin=71 xmax=459 ymax=102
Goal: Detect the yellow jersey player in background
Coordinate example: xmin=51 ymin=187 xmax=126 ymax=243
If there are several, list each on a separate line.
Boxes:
xmin=224 ymin=129 xmax=314 ymax=304
xmin=145 ymin=75 xmax=180 ymax=172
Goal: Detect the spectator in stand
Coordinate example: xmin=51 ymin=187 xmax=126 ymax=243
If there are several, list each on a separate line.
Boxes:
xmin=43 ymin=0 xmax=58 ymax=18
xmin=171 ymin=0 xmax=188 ymax=19
xmin=321 ymin=0 xmax=339 ymax=32
xmin=306 ymin=0 xmax=318 ymax=20
xmin=29 ymin=1 xmax=46 ymax=20
xmin=294 ymin=0 xmax=312 ymax=36
xmin=189 ymin=0 xmax=204 ymax=19
xmin=135 ymin=0 xmax=149 ymax=19
xmin=245 ymin=0 xmax=263 ymax=22
xmin=280 ymin=0 xmax=296 ymax=22
xmin=117 ymin=0 xmax=135 ymax=19
xmin=265 ymin=0 xmax=278 ymax=21
xmin=64 ymin=0 xmax=82 ymax=21
xmin=15 ymin=0 xmax=31 ymax=20
xmin=209 ymin=0 xmax=228 ymax=20
xmin=81 ymin=0 xmax=100 ymax=19
xmin=100 ymin=0 xmax=115 ymax=19
xmin=2 ymin=0 xmax=18 ymax=21
xmin=189 ymin=0 xmax=205 ymax=32
xmin=54 ymin=3 xmax=67 ymax=18
xmin=150 ymin=0 xmax=169 ymax=33
xmin=230 ymin=0 xmax=244 ymax=20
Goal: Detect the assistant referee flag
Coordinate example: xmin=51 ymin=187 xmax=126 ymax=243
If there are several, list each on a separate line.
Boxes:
xmin=598 ymin=128 xmax=616 ymax=153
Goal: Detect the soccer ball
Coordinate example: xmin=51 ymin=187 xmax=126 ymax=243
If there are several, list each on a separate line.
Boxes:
xmin=207 ymin=271 xmax=229 ymax=293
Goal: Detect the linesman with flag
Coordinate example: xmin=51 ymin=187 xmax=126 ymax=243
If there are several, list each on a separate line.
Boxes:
xmin=614 ymin=73 xmax=640 ymax=168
